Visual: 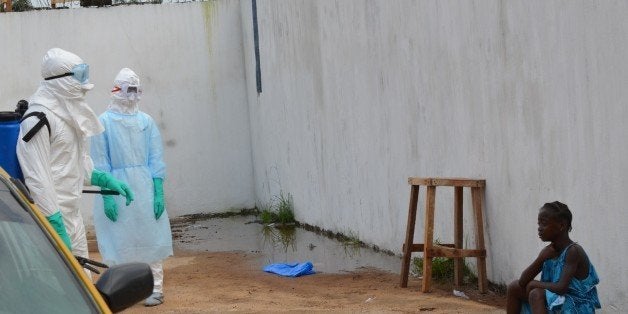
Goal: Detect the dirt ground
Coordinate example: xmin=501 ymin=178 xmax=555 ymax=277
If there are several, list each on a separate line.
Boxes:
xmin=91 ymin=247 xmax=506 ymax=313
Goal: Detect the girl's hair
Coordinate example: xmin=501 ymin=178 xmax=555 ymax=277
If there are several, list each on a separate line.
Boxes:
xmin=542 ymin=201 xmax=573 ymax=232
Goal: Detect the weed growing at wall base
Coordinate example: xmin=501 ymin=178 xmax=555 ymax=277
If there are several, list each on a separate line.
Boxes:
xmin=411 ymin=256 xmax=477 ymax=283
xmin=258 ymin=191 xmax=295 ymax=226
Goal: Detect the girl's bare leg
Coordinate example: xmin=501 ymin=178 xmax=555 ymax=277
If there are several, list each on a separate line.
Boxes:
xmin=528 ymin=288 xmax=547 ymax=314
xmin=506 ymin=280 xmax=524 ymax=314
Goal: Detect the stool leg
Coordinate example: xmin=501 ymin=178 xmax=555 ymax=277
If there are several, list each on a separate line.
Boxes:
xmin=453 ymin=186 xmax=463 ymax=287
xmin=400 ymin=185 xmax=420 ymax=288
xmin=472 ymin=187 xmax=488 ymax=293
xmin=422 ymin=186 xmax=436 ymax=293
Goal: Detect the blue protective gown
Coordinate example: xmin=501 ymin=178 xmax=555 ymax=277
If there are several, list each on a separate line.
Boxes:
xmin=522 ymin=243 xmax=601 ymax=313
xmin=91 ymin=110 xmax=173 ymax=264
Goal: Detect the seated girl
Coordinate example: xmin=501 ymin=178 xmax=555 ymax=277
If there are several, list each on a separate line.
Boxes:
xmin=506 ymin=201 xmax=601 ymax=313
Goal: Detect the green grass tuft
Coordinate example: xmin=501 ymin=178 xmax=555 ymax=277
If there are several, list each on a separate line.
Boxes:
xmin=410 ymin=239 xmax=477 ymax=283
xmin=258 ymin=191 xmax=296 ymax=225
xmin=411 ymin=256 xmax=477 ymax=283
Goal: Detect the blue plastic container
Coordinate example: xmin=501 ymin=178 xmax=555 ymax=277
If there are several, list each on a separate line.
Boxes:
xmin=0 ymin=111 xmax=23 ymax=179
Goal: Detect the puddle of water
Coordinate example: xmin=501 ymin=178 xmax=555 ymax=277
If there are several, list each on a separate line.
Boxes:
xmin=172 ymin=215 xmax=402 ymax=274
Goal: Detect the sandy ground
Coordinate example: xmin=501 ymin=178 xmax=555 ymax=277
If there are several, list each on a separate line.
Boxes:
xmin=90 ymin=248 xmax=506 ymax=313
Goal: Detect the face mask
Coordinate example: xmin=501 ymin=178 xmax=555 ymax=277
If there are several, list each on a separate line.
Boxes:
xmin=44 ymin=63 xmax=90 ymax=84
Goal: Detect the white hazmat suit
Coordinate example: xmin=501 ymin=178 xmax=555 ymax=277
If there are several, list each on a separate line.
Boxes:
xmin=17 ymin=48 xmax=134 ymax=262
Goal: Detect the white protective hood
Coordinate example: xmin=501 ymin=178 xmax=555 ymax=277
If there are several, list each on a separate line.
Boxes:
xmin=29 ymin=48 xmax=104 ymax=138
xmin=108 ymin=68 xmax=141 ymax=114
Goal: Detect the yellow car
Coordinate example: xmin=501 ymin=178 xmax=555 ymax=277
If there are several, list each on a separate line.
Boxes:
xmin=0 ymin=167 xmax=153 ymax=313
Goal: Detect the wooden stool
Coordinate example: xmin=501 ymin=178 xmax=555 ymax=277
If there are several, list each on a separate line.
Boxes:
xmin=399 ymin=177 xmax=488 ymax=293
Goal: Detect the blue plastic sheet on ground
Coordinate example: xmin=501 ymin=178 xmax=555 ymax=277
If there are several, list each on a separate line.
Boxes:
xmin=263 ymin=261 xmax=315 ymax=277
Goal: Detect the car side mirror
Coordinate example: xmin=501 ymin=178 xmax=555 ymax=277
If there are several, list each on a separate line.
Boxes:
xmin=95 ymin=263 xmax=154 ymax=313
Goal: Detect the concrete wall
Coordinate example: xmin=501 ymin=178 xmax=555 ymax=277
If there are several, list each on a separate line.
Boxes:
xmin=242 ymin=0 xmax=627 ymax=310
xmin=0 ymin=1 xmax=256 ymax=222
xmin=1 ymin=0 xmax=626 ymax=310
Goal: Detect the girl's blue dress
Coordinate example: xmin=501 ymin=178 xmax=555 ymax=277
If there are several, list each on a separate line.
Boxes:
xmin=523 ymin=243 xmax=601 ymax=313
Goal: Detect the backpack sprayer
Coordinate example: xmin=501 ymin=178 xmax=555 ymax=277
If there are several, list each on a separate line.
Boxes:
xmin=0 ymin=100 xmax=117 ymax=195
xmin=0 ymin=100 xmax=28 ymax=179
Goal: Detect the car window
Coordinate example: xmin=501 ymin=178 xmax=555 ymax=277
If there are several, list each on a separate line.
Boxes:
xmin=0 ymin=185 xmax=99 ymax=314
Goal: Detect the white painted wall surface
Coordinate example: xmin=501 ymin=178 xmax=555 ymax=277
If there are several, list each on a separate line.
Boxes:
xmin=243 ymin=1 xmax=627 ymax=310
xmin=1 ymin=0 xmax=626 ymax=310
xmin=0 ymin=2 xmax=255 ymax=222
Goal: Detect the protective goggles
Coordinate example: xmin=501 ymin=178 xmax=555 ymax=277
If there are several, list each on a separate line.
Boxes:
xmin=44 ymin=63 xmax=90 ymax=84
xmin=112 ymin=83 xmax=142 ymax=95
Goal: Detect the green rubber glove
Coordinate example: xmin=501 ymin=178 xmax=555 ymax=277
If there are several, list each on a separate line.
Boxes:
xmin=91 ymin=169 xmax=134 ymax=206
xmin=46 ymin=211 xmax=72 ymax=250
xmin=153 ymin=178 xmax=165 ymax=220
xmin=103 ymin=194 xmax=118 ymax=222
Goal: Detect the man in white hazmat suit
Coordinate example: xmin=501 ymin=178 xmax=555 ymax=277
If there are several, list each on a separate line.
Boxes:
xmin=17 ymin=48 xmax=135 ymax=262
xmin=91 ymin=68 xmax=173 ymax=306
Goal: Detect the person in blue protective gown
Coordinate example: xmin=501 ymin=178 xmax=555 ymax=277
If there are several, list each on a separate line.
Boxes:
xmin=506 ymin=201 xmax=601 ymax=313
xmin=17 ymin=48 xmax=134 ymax=266
xmin=91 ymin=68 xmax=173 ymax=307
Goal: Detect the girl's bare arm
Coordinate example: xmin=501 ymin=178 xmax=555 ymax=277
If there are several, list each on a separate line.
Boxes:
xmin=527 ymin=246 xmax=581 ymax=295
